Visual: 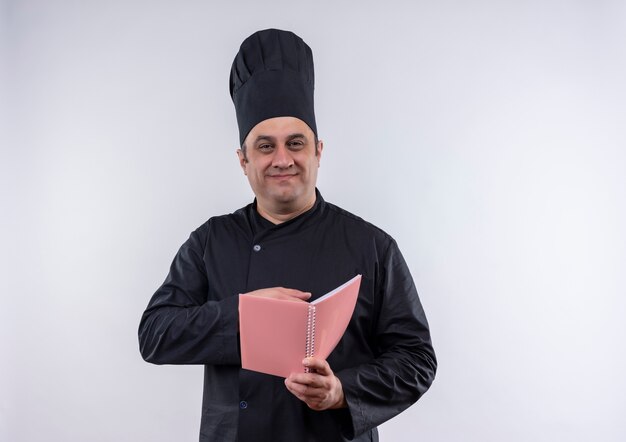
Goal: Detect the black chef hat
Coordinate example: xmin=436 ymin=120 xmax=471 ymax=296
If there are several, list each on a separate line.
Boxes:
xmin=229 ymin=29 xmax=317 ymax=146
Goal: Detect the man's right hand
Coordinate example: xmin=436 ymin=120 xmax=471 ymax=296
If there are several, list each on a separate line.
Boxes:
xmin=243 ymin=287 xmax=311 ymax=302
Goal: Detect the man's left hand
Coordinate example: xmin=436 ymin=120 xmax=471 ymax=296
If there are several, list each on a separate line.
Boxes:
xmin=284 ymin=357 xmax=347 ymax=411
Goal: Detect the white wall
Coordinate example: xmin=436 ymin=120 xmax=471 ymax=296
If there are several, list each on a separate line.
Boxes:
xmin=2 ymin=1 xmax=625 ymax=441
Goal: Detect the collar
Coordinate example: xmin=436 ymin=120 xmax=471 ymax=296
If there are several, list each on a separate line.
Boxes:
xmin=248 ymin=188 xmax=325 ymax=235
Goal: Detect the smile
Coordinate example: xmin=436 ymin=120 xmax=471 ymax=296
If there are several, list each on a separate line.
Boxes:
xmin=267 ymin=174 xmax=297 ymax=179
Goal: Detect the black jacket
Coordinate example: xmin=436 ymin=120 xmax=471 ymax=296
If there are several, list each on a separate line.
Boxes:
xmin=139 ymin=192 xmax=436 ymax=441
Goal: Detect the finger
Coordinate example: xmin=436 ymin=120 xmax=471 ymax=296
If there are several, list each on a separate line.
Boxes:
xmin=287 ymin=372 xmax=318 ymax=388
xmin=303 ymin=357 xmax=332 ymax=376
xmin=285 ymin=377 xmax=314 ymax=399
xmin=280 ymin=288 xmax=311 ymax=301
xmin=285 ymin=378 xmax=325 ymax=400
xmin=246 ymin=287 xmax=311 ymax=301
xmin=284 ymin=378 xmax=301 ymax=396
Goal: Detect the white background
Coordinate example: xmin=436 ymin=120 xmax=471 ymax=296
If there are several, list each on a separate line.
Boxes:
xmin=2 ymin=1 xmax=625 ymax=441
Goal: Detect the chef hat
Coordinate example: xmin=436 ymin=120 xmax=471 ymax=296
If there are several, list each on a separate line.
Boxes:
xmin=229 ymin=29 xmax=317 ymax=146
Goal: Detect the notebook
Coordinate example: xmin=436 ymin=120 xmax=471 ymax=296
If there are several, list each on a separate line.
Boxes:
xmin=239 ymin=274 xmax=362 ymax=378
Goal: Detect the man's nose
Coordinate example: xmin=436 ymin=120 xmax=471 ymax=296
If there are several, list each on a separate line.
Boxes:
xmin=271 ymin=144 xmax=294 ymax=168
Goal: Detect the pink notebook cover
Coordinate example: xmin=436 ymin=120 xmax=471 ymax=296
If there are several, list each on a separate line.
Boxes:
xmin=239 ymin=274 xmax=362 ymax=378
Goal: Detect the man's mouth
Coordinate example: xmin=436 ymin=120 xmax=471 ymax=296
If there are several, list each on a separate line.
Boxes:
xmin=268 ymin=174 xmax=297 ymax=179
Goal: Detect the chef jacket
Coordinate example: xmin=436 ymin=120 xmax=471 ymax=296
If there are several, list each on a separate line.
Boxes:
xmin=139 ymin=190 xmax=436 ymax=441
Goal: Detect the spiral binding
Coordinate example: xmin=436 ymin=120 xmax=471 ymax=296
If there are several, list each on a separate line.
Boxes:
xmin=304 ymin=305 xmax=316 ymax=373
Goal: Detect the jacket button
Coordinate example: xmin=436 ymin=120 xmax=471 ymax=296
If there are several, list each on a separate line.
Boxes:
xmin=253 ymin=244 xmax=261 ymax=252
xmin=239 ymin=400 xmax=248 ymax=409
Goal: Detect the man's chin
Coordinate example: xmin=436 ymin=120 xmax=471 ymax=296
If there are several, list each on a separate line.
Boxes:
xmin=265 ymin=190 xmax=307 ymax=208
xmin=271 ymin=193 xmax=298 ymax=205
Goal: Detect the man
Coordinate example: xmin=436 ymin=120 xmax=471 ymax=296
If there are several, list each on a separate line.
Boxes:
xmin=139 ymin=29 xmax=436 ymax=441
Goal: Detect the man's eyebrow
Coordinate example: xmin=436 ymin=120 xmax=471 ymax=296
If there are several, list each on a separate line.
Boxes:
xmin=253 ymin=135 xmax=276 ymax=143
xmin=253 ymin=133 xmax=307 ymax=143
xmin=286 ymin=133 xmax=307 ymax=140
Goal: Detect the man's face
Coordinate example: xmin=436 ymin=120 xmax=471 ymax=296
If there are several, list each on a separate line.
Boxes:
xmin=238 ymin=116 xmax=322 ymax=214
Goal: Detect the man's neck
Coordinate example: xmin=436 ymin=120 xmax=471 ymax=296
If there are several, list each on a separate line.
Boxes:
xmin=256 ymin=195 xmax=317 ymax=225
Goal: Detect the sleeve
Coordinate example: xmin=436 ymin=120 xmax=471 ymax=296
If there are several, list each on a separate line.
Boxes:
xmin=138 ymin=226 xmax=241 ymax=366
xmin=335 ymin=239 xmax=437 ymax=438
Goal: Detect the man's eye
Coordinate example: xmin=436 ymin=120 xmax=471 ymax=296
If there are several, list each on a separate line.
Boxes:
xmin=258 ymin=144 xmax=273 ymax=151
xmin=288 ymin=140 xmax=304 ymax=149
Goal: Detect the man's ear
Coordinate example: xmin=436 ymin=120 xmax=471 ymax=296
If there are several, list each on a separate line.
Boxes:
xmin=237 ymin=149 xmax=247 ymax=175
xmin=316 ymin=140 xmax=324 ymax=166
